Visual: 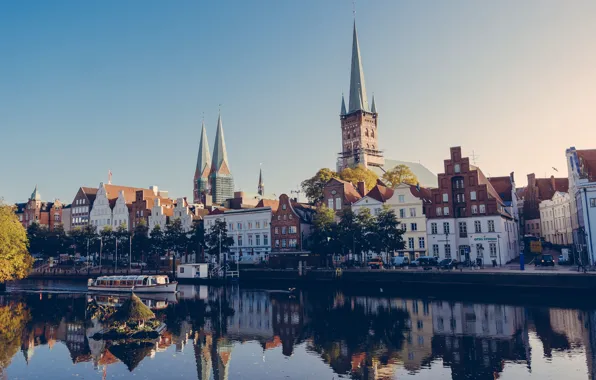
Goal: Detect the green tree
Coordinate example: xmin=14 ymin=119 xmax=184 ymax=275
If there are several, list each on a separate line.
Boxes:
xmin=0 ymin=302 xmax=31 ymax=376
xmin=99 ymin=226 xmax=114 ymax=265
xmin=356 ymin=208 xmax=377 ymax=263
xmin=26 ymin=223 xmax=49 ymax=257
xmin=310 ymin=205 xmax=340 ymax=267
xmin=376 ymin=206 xmax=405 ymax=263
xmin=114 ymin=224 xmax=130 ymax=263
xmin=301 ymin=168 xmax=339 ymax=204
xmin=188 ymin=220 xmax=205 ymax=262
xmin=149 ymin=225 xmax=165 ymax=268
xmin=205 ymin=219 xmax=233 ymax=264
xmin=382 ymin=164 xmax=418 ymax=188
xmin=69 ymin=227 xmax=89 ymax=256
xmin=46 ymin=224 xmax=68 ymax=257
xmin=132 ymin=220 xmax=150 ymax=263
xmin=165 ymin=219 xmax=188 ymax=258
xmin=338 ymin=209 xmax=360 ymax=259
xmin=0 ymin=203 xmax=33 ymax=285
xmin=339 ymin=165 xmax=378 ymax=192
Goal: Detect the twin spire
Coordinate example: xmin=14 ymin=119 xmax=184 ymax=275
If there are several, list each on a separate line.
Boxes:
xmin=194 ymin=112 xmax=230 ymax=179
xmin=341 ymin=20 xmax=376 ymax=115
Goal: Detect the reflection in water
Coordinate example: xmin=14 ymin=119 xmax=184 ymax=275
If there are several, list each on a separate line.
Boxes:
xmin=1 ymin=287 xmax=596 ymax=379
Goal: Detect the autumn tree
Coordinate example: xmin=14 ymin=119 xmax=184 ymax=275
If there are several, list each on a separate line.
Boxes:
xmin=339 ymin=165 xmax=379 ymax=192
xmin=0 ymin=203 xmax=33 ymax=288
xmin=0 ymin=302 xmax=30 ymax=375
xmin=382 ymin=164 xmax=418 ymax=188
xmin=301 ymin=168 xmax=339 ymax=204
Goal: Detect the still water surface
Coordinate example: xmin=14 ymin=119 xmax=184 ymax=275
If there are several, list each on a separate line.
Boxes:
xmin=1 ymin=280 xmax=595 ymax=379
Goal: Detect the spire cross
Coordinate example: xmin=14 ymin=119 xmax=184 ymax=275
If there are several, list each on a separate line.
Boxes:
xmin=352 ymin=0 xmax=356 ymax=18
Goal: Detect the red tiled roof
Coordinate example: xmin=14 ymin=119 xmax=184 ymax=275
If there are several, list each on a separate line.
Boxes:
xmin=473 ymin=166 xmax=504 ymax=204
xmin=488 ymin=177 xmax=513 ymax=203
xmin=256 ymin=199 xmax=280 ymax=212
xmin=534 ymin=177 xmax=568 ymax=201
xmin=408 ymin=185 xmax=433 ymax=203
xmin=104 ymin=185 xmax=143 ymax=204
xmin=577 ymin=149 xmax=596 ymax=182
xmin=366 ymin=184 xmax=394 ymax=203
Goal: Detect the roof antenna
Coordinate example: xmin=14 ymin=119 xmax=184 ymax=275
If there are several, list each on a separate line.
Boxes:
xmin=470 ymin=150 xmax=479 ymax=166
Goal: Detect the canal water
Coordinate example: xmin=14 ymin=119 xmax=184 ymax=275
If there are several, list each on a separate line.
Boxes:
xmin=1 ymin=280 xmax=595 ymax=379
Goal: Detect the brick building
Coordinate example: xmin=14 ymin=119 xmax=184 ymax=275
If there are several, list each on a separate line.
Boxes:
xmin=322 ymin=178 xmax=363 ymax=214
xmin=426 ymin=147 xmax=518 ymax=265
xmin=15 ymin=186 xmax=65 ymax=231
xmin=268 ymin=194 xmax=316 ymax=252
xmin=520 ymin=173 xmax=568 ymax=237
xmin=130 ymin=186 xmax=173 ymax=230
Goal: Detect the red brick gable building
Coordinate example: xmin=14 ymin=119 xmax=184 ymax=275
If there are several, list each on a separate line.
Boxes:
xmin=15 ymin=186 xmax=64 ymax=231
xmin=322 ymin=178 xmax=363 ymax=213
xmin=267 ymin=194 xmax=316 ymax=252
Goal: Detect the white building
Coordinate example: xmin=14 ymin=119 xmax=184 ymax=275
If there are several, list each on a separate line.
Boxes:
xmin=204 ymin=207 xmax=272 ymax=263
xmin=89 ymin=183 xmax=144 ymax=232
xmin=111 ymin=191 xmax=130 ymax=230
xmin=89 ymin=183 xmax=114 ymax=232
xmin=566 ymin=147 xmax=596 ymax=265
xmin=173 ymin=197 xmax=195 ymax=232
xmin=148 ymin=197 xmax=173 ymax=234
xmin=539 ymin=191 xmax=573 ymax=245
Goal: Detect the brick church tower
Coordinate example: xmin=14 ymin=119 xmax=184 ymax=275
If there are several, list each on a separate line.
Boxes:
xmin=337 ymin=21 xmax=384 ymax=172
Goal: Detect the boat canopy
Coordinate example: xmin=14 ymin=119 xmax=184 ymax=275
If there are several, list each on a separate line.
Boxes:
xmin=95 ymin=275 xmax=150 ymax=282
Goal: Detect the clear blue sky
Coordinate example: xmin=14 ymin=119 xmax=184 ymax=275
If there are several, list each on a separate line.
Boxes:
xmin=2 ymin=0 xmax=596 ymax=204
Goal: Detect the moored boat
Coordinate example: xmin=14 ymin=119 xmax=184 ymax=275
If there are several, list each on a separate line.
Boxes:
xmin=88 ymin=275 xmax=178 ymax=293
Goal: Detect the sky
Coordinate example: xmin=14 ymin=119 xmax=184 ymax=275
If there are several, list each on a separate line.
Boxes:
xmin=2 ymin=0 xmax=596 ymax=204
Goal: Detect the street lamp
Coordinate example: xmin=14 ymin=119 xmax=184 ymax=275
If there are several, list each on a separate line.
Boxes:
xmin=497 ymin=235 xmax=502 ymax=267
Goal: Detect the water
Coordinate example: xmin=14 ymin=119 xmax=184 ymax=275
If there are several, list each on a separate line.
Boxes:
xmin=1 ymin=280 xmax=596 ymax=379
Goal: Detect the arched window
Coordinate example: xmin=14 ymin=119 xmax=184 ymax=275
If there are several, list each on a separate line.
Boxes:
xmin=371 ymin=130 xmax=375 ymax=138
xmin=365 ymin=129 xmax=369 ymax=137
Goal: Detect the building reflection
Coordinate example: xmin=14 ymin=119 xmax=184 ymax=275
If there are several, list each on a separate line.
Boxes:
xmin=5 ymin=289 xmax=596 ymax=380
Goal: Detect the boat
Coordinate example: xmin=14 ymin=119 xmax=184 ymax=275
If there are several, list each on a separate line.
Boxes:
xmin=88 ymin=292 xmax=177 ymax=310
xmin=88 ymin=275 xmax=178 ymax=293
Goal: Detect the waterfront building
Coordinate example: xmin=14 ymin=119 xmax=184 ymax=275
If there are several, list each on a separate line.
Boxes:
xmin=61 ymin=204 xmax=72 ymax=232
xmin=539 ymin=191 xmax=573 ymax=245
xmin=173 ymin=197 xmax=205 ymax=232
xmin=130 ymin=186 xmax=173 ymax=230
xmin=520 ymin=173 xmax=568 ymax=238
xmin=203 ymin=207 xmax=272 ymax=263
xmin=89 ymin=183 xmax=141 ymax=232
xmin=14 ymin=186 xmax=65 ymax=231
xmin=322 ymin=178 xmax=363 ymax=215
xmin=268 ymin=194 xmax=316 ymax=252
xmin=566 ymin=147 xmax=596 ymax=265
xmin=148 ymin=197 xmax=174 ymax=234
xmin=425 ymin=147 xmax=518 ymax=265
xmin=70 ymin=187 xmax=98 ymax=229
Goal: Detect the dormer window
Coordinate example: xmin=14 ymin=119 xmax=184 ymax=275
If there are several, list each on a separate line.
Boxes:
xmin=454 ymin=164 xmax=461 ymax=173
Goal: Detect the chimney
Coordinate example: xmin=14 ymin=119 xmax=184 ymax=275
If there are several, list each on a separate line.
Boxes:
xmin=550 ymin=175 xmax=556 ymax=190
xmin=527 ymin=173 xmax=536 ymax=188
xmin=149 ymin=186 xmax=159 ymax=196
xmin=357 ymin=181 xmax=366 ymax=196
xmin=510 ymin=172 xmax=515 ymax=184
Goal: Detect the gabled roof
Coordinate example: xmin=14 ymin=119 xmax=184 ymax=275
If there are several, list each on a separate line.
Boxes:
xmin=408 ymin=184 xmax=433 ymax=203
xmin=256 ymin=199 xmax=280 ymax=212
xmin=211 ymin=113 xmax=231 ymax=175
xmin=326 ymin=178 xmax=362 ymax=204
xmin=103 ymin=185 xmax=143 ymax=204
xmin=366 ymin=184 xmax=394 ymax=203
xmin=535 ymin=178 xmax=568 ymax=200
xmin=472 ymin=165 xmax=504 ymax=204
xmin=488 ymin=176 xmax=513 ymax=203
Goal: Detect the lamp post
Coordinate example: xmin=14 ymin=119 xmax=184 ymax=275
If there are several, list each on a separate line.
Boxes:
xmin=497 ymin=234 xmax=502 ymax=267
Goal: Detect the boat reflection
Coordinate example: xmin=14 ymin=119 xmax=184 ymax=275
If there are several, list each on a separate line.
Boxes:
xmin=2 ymin=287 xmax=596 ymax=379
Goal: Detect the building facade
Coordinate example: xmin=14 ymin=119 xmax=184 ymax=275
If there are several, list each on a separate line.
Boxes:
xmin=204 ymin=207 xmax=272 ymax=263
xmin=70 ymin=187 xmax=98 ymax=230
xmin=131 ymin=186 xmax=173 ymax=230
xmin=426 ymin=147 xmax=518 ymax=265
xmin=270 ymin=194 xmax=316 ymax=252
xmin=322 ymin=178 xmax=363 ymax=214
xmin=520 ymin=173 xmax=568 ymax=238
xmin=539 ymin=191 xmax=573 ymax=245
xmin=15 ymin=186 xmax=65 ymax=231
xmin=337 ymin=22 xmax=383 ymax=172
xmin=148 ymin=197 xmax=174 ymax=234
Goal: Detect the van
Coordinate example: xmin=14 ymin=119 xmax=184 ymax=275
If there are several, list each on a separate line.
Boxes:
xmin=411 ymin=256 xmax=438 ymax=268
xmin=391 ymin=256 xmax=410 ymax=267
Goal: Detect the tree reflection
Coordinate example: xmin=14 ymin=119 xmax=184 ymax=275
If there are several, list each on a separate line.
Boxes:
xmin=0 ymin=299 xmax=30 ymax=376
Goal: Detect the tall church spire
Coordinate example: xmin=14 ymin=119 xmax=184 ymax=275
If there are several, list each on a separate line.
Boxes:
xmin=370 ymin=95 xmax=377 ymax=113
xmin=348 ymin=20 xmax=369 ymax=113
xmin=258 ymin=167 xmax=264 ymax=196
xmin=209 ymin=111 xmax=234 ymax=204
xmin=195 ymin=121 xmax=211 ymax=179
xmin=211 ymin=112 xmax=230 ymax=174
xmin=340 ymin=94 xmax=347 ymax=115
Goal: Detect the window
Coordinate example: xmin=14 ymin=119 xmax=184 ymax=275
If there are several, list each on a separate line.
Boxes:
xmin=335 ymin=197 xmax=342 ymax=210
xmin=402 ymin=224 xmax=407 ymax=232
xmin=410 ymin=208 xmax=416 ymax=217
xmin=488 ymin=220 xmax=495 ymax=232
xmin=328 ymin=198 xmax=333 ymax=209
xmin=248 ymin=222 xmax=253 ymax=229
xmin=471 ymin=205 xmax=478 ymax=214
xmin=289 ymin=239 xmax=297 ymax=248
xmin=470 ymin=191 xmax=477 ymax=200
xmin=275 ymin=239 xmax=280 ymax=248
xmin=431 ymin=223 xmax=438 ymax=234
xmin=282 ymin=204 xmax=287 ymax=210
xmin=443 ymin=206 xmax=449 ymax=215
xmin=237 ymin=222 xmax=242 ymax=230
xmin=256 ymin=221 xmax=261 ymax=229
xmin=408 ymin=238 xmax=415 ymax=249
xmin=490 ymin=242 xmax=497 ymax=257
xmin=445 ymin=244 xmax=451 ymax=258
xmin=256 ymin=235 xmax=260 ymax=246
xmin=277 ymin=215 xmax=281 ymax=220
xmin=374 ymin=208 xmax=381 ymax=216
xmin=443 ymin=194 xmax=448 ymax=203
xmin=454 ymin=164 xmax=461 ymax=173
xmin=238 ymin=236 xmax=243 ymax=246
xmin=591 ymin=198 xmax=596 ymax=207
xmin=475 ymin=221 xmax=482 ymax=233
xmin=281 ymin=239 xmax=287 ymax=248
xmin=140 ymin=210 xmax=143 ymax=216
xmin=479 ymin=204 xmax=486 ymax=214
xmin=399 ymin=195 xmax=405 ymax=203
xmin=289 ymin=226 xmax=297 ymax=234
xmin=282 ymin=227 xmax=287 ymax=234
xmin=432 ymin=244 xmax=439 ymax=255
xmin=289 ymin=214 xmax=293 ymax=219
xmin=459 ymin=222 xmax=467 ymax=237
xmin=443 ymin=222 xmax=450 ymax=235
xmin=248 ymin=235 xmax=253 ymax=245
xmin=419 ymin=237 xmax=425 ymax=249
xmin=410 ymin=223 xmax=418 ymax=231
xmin=264 ymin=235 xmax=269 ymax=245
xmin=274 ymin=227 xmax=279 ymax=234
xmin=476 ymin=243 xmax=483 ymax=257
xmin=400 ymin=209 xmax=405 ymax=218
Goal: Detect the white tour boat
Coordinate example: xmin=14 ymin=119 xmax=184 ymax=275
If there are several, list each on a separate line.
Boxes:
xmin=87 ymin=275 xmax=178 ymax=293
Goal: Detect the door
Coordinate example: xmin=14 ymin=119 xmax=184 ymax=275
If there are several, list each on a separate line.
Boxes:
xmin=459 ymin=246 xmax=470 ymax=263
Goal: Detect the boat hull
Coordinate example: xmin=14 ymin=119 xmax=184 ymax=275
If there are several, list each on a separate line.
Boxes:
xmin=88 ymin=282 xmax=178 ymax=293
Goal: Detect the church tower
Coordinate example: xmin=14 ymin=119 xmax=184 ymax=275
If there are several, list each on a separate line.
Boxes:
xmin=193 ymin=121 xmax=212 ymax=204
xmin=337 ymin=21 xmax=383 ymax=172
xmin=209 ymin=112 xmax=235 ymax=204
xmin=257 ymin=168 xmax=264 ymax=196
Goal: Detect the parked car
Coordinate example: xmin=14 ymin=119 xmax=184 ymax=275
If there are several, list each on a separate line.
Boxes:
xmin=439 ymin=258 xmax=458 ymax=270
xmin=411 ymin=256 xmax=438 ymax=269
xmin=536 ymin=254 xmax=555 ymax=267
xmin=368 ymin=258 xmax=384 ymax=269
xmin=391 ymin=256 xmax=410 ymax=268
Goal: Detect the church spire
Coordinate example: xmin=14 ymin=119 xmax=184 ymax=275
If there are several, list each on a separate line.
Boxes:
xmin=370 ymin=95 xmax=377 ymax=113
xmin=340 ymin=94 xmax=347 ymax=115
xmin=195 ymin=121 xmax=211 ymax=180
xmin=348 ymin=20 xmax=369 ymax=113
xmin=258 ymin=167 xmax=264 ymax=196
xmin=30 ymin=185 xmax=41 ymax=201
xmin=211 ymin=112 xmax=230 ymax=174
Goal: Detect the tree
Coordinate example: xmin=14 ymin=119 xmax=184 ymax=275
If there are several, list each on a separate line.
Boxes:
xmin=132 ymin=220 xmax=150 ymax=263
xmin=165 ymin=219 xmax=188 ymax=258
xmin=0 ymin=302 xmax=30 ymax=375
xmin=356 ymin=208 xmax=377 ymax=263
xmin=188 ymin=220 xmax=205 ymax=262
xmin=339 ymin=165 xmax=378 ymax=192
xmin=205 ymin=219 xmax=233 ymax=264
xmin=301 ymin=168 xmax=339 ymax=204
xmin=382 ymin=164 xmax=418 ymax=188
xmin=0 ymin=203 xmax=33 ymax=285
xmin=114 ymin=224 xmax=130 ymax=264
xmin=46 ymin=224 xmax=68 ymax=257
xmin=149 ymin=225 xmax=165 ymax=267
xmin=309 ymin=205 xmax=340 ymax=266
xmin=26 ymin=223 xmax=49 ymax=257
xmin=338 ymin=209 xmax=361 ymax=259
xmin=376 ymin=206 xmax=405 ymax=263
xmin=99 ymin=226 xmax=115 ymax=265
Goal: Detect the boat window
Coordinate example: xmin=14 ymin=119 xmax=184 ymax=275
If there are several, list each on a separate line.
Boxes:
xmin=143 ymin=278 xmax=148 ymax=285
